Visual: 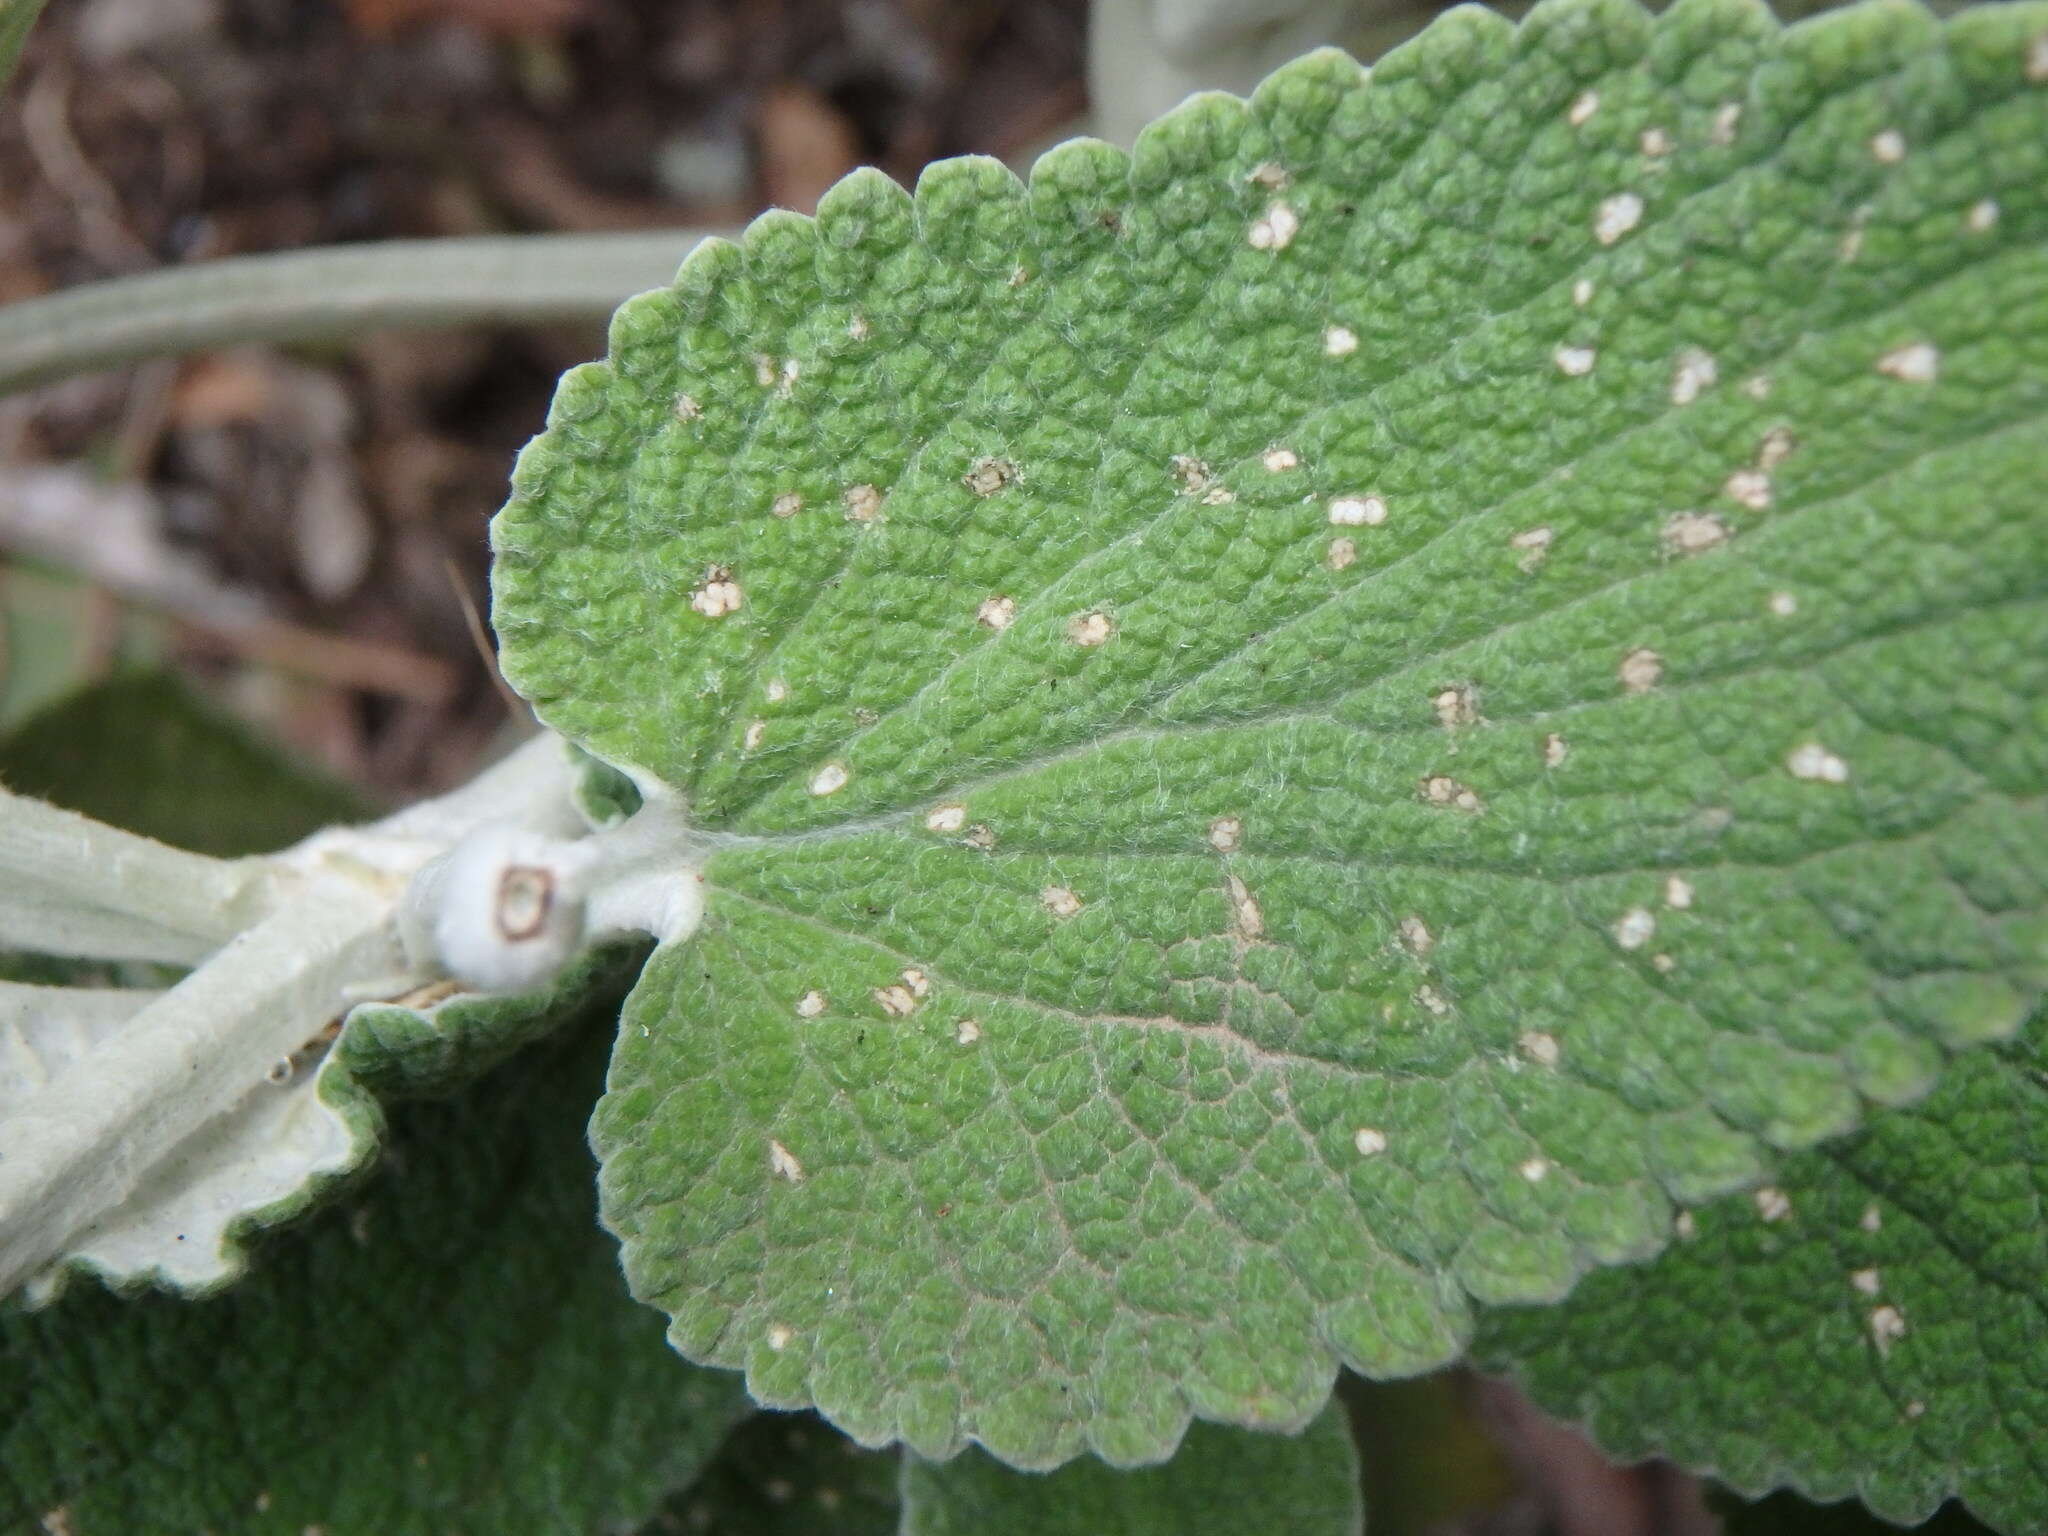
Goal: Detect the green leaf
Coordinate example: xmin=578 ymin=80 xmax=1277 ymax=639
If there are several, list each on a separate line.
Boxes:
xmin=491 ymin=0 xmax=2048 ymax=1467
xmin=0 ymin=671 xmax=362 ymax=857
xmin=901 ymin=1405 xmax=1362 ymax=1536
xmin=0 ymin=570 xmax=164 ymax=737
xmin=650 ymin=1412 xmax=901 ymax=1536
xmin=338 ymin=940 xmax=649 ymax=1101
xmin=1474 ymin=1005 xmax=2048 ymax=1532
xmin=0 ymin=1009 xmax=751 ymax=1535
xmin=0 ymin=0 xmax=46 ymax=94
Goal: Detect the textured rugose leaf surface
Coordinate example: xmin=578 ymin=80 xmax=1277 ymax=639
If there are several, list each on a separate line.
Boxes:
xmin=492 ymin=0 xmax=2048 ymax=1468
xmin=901 ymin=1404 xmax=1362 ymax=1535
xmin=1475 ymin=1005 xmax=2048 ymax=1531
xmin=0 ymin=1018 xmax=749 ymax=1536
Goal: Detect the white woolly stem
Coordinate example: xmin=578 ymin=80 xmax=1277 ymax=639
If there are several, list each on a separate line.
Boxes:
xmin=0 ymin=881 xmax=399 ymax=1297
xmin=0 ymin=788 xmax=276 ymax=962
xmin=397 ymin=779 xmax=704 ymax=990
xmin=0 ymin=729 xmax=609 ymax=1300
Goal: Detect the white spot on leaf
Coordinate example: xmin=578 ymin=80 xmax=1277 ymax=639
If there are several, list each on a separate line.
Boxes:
xmin=1724 ymin=469 xmax=1771 ymax=510
xmin=1572 ymin=278 xmax=1595 ymax=307
xmin=769 ymin=1140 xmax=806 ymax=1183
xmin=1967 ymin=198 xmax=2001 ymax=232
xmin=1710 ymin=102 xmax=1742 ymax=145
xmin=926 ymin=803 xmax=967 ymax=834
xmin=743 ymin=719 xmax=766 ymax=751
xmin=1675 ymin=1209 xmax=1697 ymax=1239
xmin=1042 ymin=886 xmax=1083 ymax=918
xmin=1420 ymin=775 xmax=1485 ymax=812
xmin=1861 ymin=1204 xmax=1883 ymax=1233
xmin=796 ymin=990 xmax=827 ymax=1019
xmin=1542 ymin=732 xmax=1568 ymax=768
xmin=1067 ymin=610 xmax=1114 ymax=647
xmin=1877 ymin=342 xmax=1939 ymax=383
xmin=843 ymin=483 xmax=884 ymax=522
xmin=673 ymin=393 xmax=702 ymax=422
xmin=1399 ymin=915 xmax=1435 ymax=956
xmin=1755 ymin=1186 xmax=1791 ymax=1222
xmin=1594 ymin=192 xmax=1643 ymax=245
xmin=1323 ymin=325 xmax=1359 ymax=357
xmin=771 ymin=491 xmax=804 ymax=519
xmin=1869 ymin=1303 xmax=1908 ymax=1355
xmin=1663 ymin=512 xmax=1730 ymax=555
xmin=1851 ymin=1267 xmax=1883 ymax=1296
xmin=1262 ymin=446 xmax=1300 ymax=472
xmin=1433 ymin=684 xmax=1479 ymax=729
xmin=1227 ymin=876 xmax=1264 ymax=938
xmin=1326 ymin=537 xmax=1358 ymax=571
xmin=1519 ymin=1156 xmax=1551 ymax=1183
xmin=1248 ymin=202 xmax=1300 ymax=250
xmin=1787 ymin=741 xmax=1850 ymax=783
xmin=1415 ymin=984 xmax=1452 ymax=1016
xmin=1328 ymin=494 xmax=1388 ymax=527
xmin=1620 ymin=648 xmax=1662 ymax=693
xmin=767 ymin=1323 xmax=795 ymax=1351
xmin=976 ymin=594 xmax=1017 ymax=630
xmin=1511 ymin=525 xmax=1553 ymax=571
xmin=1554 ymin=344 xmax=1597 ymax=376
xmin=1208 ymin=816 xmax=1243 ymax=852
xmin=1353 ymin=1127 xmax=1388 ymax=1157
xmin=965 ymin=456 xmax=1018 ymax=496
xmin=1769 ymin=590 xmax=1799 ymax=617
xmin=808 ymin=761 xmax=850 ymax=797
xmin=1613 ymin=907 xmax=1657 ymax=950
xmin=1664 ymin=875 xmax=1694 ymax=910
xmin=956 ymin=1018 xmax=982 ymax=1045
xmin=765 ymin=677 xmax=788 ymax=703
xmin=1758 ymin=427 xmax=1796 ymax=470
xmin=874 ymin=983 xmax=918 ymax=1017
xmin=1870 ymin=129 xmax=1907 ymax=164
xmin=1639 ymin=126 xmax=1672 ymax=156
xmin=1518 ymin=1030 xmax=1561 ymax=1067
xmin=1567 ymin=90 xmax=1599 ymax=126
xmin=1670 ymin=348 xmax=1718 ymax=405
xmin=690 ymin=566 xmax=744 ymax=618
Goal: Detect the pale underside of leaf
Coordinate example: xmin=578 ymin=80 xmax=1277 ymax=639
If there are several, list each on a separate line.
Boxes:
xmin=491 ymin=0 xmax=2048 ymax=1469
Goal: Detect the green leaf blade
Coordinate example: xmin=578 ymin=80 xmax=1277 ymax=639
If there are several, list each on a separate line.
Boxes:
xmin=1475 ymin=1007 xmax=2048 ymax=1531
xmin=494 ymin=0 xmax=2048 ymax=1469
